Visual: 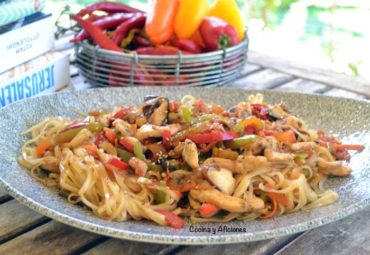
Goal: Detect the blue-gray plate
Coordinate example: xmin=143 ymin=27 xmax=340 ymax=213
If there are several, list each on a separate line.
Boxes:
xmin=0 ymin=87 xmax=369 ymax=244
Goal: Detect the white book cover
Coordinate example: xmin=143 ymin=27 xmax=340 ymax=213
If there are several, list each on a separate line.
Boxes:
xmin=0 ymin=12 xmax=54 ymax=73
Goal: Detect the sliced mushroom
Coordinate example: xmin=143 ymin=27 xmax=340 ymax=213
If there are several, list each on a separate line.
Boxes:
xmin=207 ymin=167 xmax=235 ymax=195
xmin=317 ymin=158 xmax=351 ymax=176
xmin=182 ymin=139 xmax=199 ymax=169
xmin=135 ymin=123 xmax=181 ymax=141
xmin=142 ymin=97 xmax=169 ymax=126
xmin=190 ymin=189 xmax=251 ymax=213
xmin=268 ymin=104 xmax=289 ymax=121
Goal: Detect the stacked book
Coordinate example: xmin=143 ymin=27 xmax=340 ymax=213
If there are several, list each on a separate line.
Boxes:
xmin=0 ymin=0 xmax=70 ymax=109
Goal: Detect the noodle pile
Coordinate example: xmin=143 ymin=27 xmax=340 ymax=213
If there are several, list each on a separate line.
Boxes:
xmin=19 ymin=94 xmax=363 ymax=228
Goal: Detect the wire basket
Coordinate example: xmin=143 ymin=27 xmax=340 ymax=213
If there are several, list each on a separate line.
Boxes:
xmin=75 ymin=36 xmax=249 ymax=87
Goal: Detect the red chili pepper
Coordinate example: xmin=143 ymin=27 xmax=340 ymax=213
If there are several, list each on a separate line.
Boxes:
xmin=172 ymin=39 xmax=204 ymax=54
xmin=164 ymin=75 xmax=187 ymax=86
xmin=199 ymin=17 xmax=240 ymax=51
xmin=77 ymin=1 xmax=143 ymax=17
xmin=112 ymin=14 xmax=146 ymax=46
xmin=187 ymin=131 xmax=238 ymax=144
xmin=109 ymin=66 xmax=155 ymax=87
xmin=71 ymin=15 xmax=122 ymax=52
xmin=162 ymin=129 xmax=172 ymax=150
xmin=251 ymin=104 xmax=269 ymax=120
xmin=136 ymin=46 xmax=190 ymax=55
xmin=132 ymin=36 xmax=152 ymax=47
xmin=107 ymin=157 xmax=128 ymax=171
xmin=71 ymin=13 xmax=134 ymax=43
xmin=155 ymin=209 xmax=185 ymax=228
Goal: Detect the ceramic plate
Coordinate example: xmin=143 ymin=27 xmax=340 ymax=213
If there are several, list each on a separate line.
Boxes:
xmin=0 ymin=87 xmax=369 ymax=245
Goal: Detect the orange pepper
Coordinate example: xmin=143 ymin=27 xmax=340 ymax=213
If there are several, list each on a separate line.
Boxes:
xmin=174 ymin=0 xmax=209 ymax=39
xmin=145 ymin=0 xmax=179 ymax=44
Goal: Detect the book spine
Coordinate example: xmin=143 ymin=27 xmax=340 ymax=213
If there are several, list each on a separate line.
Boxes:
xmin=0 ymin=13 xmax=54 ymax=73
xmin=0 ymin=54 xmax=70 ymax=109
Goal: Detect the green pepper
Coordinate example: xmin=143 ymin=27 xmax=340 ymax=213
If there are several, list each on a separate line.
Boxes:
xmin=55 ymin=122 xmax=104 ymax=144
xmin=224 ymin=135 xmax=259 ymax=149
xmin=117 ymin=148 xmax=134 ymax=163
xmin=181 ymin=107 xmax=193 ymax=124
xmin=155 ymin=183 xmax=166 ymax=204
xmin=133 ymin=142 xmax=146 ymax=161
xmin=294 ymin=152 xmax=309 ymax=160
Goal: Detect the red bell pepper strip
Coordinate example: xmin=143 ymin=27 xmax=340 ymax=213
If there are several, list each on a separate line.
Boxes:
xmin=251 ymin=104 xmax=269 ymax=120
xmin=111 ymin=13 xmax=146 ymax=46
xmin=199 ymin=203 xmax=220 ymax=217
xmin=187 ymin=131 xmax=238 ymax=144
xmin=120 ymin=137 xmax=135 ymax=152
xmin=71 ymin=15 xmax=122 ymax=52
xmin=113 ymin=108 xmax=130 ymax=120
xmin=199 ymin=17 xmax=240 ymax=51
xmin=106 ymin=157 xmax=129 ymax=172
xmin=104 ymin=129 xmax=117 ymax=145
xmin=172 ymin=39 xmax=204 ymax=54
xmin=77 ymin=1 xmax=143 ymax=17
xmin=332 ymin=143 xmax=364 ymax=151
xmin=155 ymin=209 xmax=185 ymax=228
xmin=162 ymin=129 xmax=172 ymax=150
xmin=261 ymin=130 xmax=276 ymax=136
xmin=71 ymin=13 xmax=134 ymax=43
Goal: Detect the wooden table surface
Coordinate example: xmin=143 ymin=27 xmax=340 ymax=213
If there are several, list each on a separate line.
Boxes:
xmin=1 ymin=49 xmax=369 ymax=255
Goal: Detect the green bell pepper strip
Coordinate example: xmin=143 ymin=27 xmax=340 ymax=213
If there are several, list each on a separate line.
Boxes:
xmin=133 ymin=142 xmax=146 ymax=161
xmin=181 ymin=107 xmax=193 ymax=124
xmin=155 ymin=183 xmax=166 ymax=204
xmin=117 ymin=148 xmax=134 ymax=163
xmin=294 ymin=152 xmax=309 ymax=160
xmin=55 ymin=122 xmax=105 ymax=144
xmin=224 ymin=135 xmax=259 ymax=149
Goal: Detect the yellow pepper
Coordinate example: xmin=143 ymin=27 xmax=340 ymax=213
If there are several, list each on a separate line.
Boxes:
xmin=174 ymin=0 xmax=210 ymax=39
xmin=208 ymin=0 xmax=245 ymax=40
